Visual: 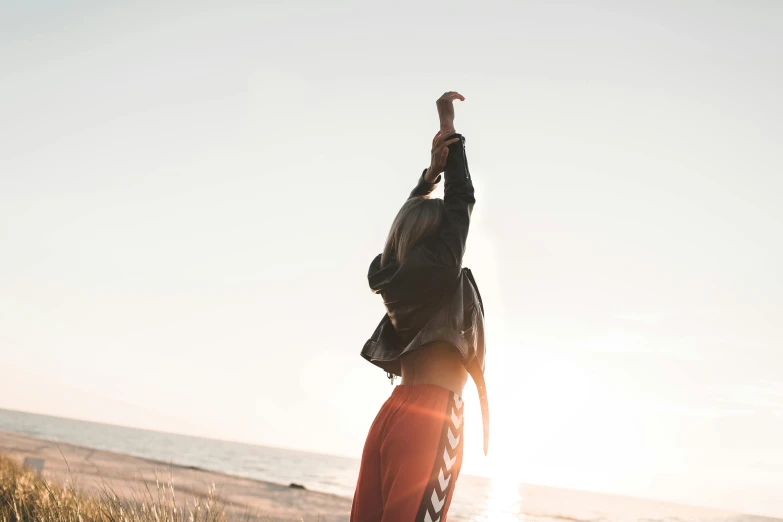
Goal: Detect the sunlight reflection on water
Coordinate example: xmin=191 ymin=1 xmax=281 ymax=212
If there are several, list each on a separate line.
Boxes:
xmin=474 ymin=477 xmax=523 ymax=522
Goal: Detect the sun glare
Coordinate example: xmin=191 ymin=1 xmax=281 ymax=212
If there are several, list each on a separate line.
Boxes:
xmin=484 ymin=475 xmax=523 ymax=522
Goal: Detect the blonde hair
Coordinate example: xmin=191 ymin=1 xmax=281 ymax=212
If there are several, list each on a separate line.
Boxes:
xmin=382 ymin=196 xmax=445 ymax=266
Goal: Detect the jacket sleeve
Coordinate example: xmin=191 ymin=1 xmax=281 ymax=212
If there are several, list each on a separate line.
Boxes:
xmin=409 ymin=169 xmax=442 ymax=199
xmin=438 ymin=133 xmax=475 ymax=265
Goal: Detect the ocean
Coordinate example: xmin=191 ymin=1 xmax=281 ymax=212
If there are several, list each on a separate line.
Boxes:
xmin=0 ymin=408 xmax=775 ymax=522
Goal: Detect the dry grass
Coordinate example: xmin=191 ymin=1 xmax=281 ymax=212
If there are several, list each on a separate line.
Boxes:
xmin=0 ymin=454 xmax=241 ymax=522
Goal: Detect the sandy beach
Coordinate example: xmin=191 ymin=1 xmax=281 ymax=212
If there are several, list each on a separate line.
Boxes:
xmin=3 ymin=425 xmax=782 ymax=522
xmin=0 ymin=430 xmax=352 ymax=522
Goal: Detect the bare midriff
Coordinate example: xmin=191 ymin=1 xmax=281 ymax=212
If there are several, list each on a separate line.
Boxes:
xmin=400 ymin=342 xmax=468 ymax=396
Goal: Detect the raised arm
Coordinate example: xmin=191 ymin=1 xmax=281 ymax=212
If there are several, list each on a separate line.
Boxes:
xmin=439 ymin=131 xmax=474 ymax=265
xmin=436 ymin=92 xmax=474 ymax=265
xmin=408 ymin=130 xmax=460 ymax=199
xmin=408 ymin=168 xmax=440 ymax=199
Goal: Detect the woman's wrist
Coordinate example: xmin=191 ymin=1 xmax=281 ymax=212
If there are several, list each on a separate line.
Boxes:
xmin=440 ymin=124 xmax=456 ymax=136
xmin=424 ymin=168 xmax=441 ymax=184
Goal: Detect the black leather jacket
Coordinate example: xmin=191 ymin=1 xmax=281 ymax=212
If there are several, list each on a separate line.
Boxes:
xmin=361 ymin=133 xmax=489 ymax=455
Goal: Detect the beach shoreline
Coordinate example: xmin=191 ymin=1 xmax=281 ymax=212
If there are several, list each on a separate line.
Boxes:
xmin=0 ymin=430 xmax=352 ymax=522
xmin=3 ymin=427 xmax=781 ymax=522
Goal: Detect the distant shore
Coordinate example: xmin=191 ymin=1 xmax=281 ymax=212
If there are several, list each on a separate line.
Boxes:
xmin=0 ymin=430 xmax=351 ymax=522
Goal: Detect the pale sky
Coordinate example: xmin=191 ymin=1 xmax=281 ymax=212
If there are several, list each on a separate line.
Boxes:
xmin=1 ymin=1 xmax=781 ymax=518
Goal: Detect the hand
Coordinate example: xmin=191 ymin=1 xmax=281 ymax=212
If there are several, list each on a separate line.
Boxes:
xmin=424 ymin=130 xmax=460 ymax=183
xmin=436 ymin=91 xmax=465 ymax=134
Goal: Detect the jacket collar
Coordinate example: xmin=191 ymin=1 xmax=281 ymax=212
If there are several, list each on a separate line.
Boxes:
xmin=367 ymin=254 xmax=399 ymax=293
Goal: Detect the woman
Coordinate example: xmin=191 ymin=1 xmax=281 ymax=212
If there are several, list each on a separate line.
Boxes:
xmin=353 ymin=92 xmax=488 ymax=522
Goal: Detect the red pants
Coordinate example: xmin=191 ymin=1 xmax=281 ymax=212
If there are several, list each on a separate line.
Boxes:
xmin=351 ymin=384 xmax=464 ymax=522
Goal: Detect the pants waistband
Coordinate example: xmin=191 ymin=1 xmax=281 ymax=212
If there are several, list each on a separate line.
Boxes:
xmin=391 ymin=383 xmax=462 ymax=401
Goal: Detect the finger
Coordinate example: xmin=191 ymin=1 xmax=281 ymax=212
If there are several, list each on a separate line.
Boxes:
xmin=432 ymin=130 xmax=441 ymax=145
xmin=440 ymin=92 xmax=465 ymax=102
xmin=433 ymin=137 xmax=459 ymax=154
xmin=434 ymin=132 xmax=451 ymax=147
xmin=437 ymin=129 xmax=460 ymax=140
